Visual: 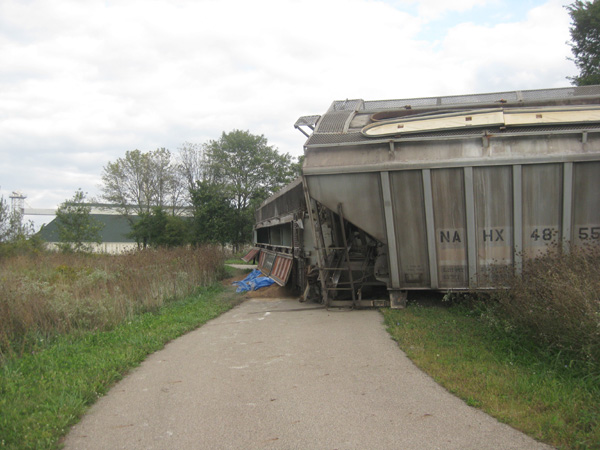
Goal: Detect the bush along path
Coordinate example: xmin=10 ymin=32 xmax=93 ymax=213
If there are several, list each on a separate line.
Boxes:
xmin=0 ymin=285 xmax=242 ymax=450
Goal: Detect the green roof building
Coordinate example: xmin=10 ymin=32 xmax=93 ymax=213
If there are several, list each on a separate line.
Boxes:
xmin=38 ymin=214 xmax=139 ymax=253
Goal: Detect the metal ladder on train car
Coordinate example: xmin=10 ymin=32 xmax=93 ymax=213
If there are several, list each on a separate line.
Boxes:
xmin=310 ymin=202 xmax=359 ymax=309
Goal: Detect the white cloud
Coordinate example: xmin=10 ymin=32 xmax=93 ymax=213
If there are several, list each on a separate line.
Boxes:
xmin=387 ymin=0 xmax=499 ymax=20
xmin=436 ymin=1 xmax=575 ymax=92
xmin=0 ymin=0 xmax=578 ymax=213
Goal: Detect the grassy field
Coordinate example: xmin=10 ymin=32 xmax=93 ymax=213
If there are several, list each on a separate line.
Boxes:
xmin=0 ymin=283 xmax=243 ymax=450
xmin=381 ymin=244 xmax=600 ymax=450
xmin=383 ymin=300 xmax=600 ymax=450
xmin=0 ymin=246 xmax=245 ymax=450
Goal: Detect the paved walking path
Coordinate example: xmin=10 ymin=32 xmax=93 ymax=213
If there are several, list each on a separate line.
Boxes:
xmin=226 ymin=264 xmax=257 ymax=270
xmin=63 ymin=297 xmax=552 ymax=450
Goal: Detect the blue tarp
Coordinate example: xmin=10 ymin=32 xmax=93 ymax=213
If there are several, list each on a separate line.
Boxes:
xmin=232 ymin=269 xmax=276 ymax=293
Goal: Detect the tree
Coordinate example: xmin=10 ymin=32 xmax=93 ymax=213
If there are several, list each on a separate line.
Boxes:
xmin=204 ymin=130 xmax=297 ymax=211
xmin=198 ymin=130 xmax=298 ymax=249
xmin=293 ymin=155 xmax=305 ymax=178
xmin=567 ymin=0 xmax=600 ymax=86
xmin=101 ymin=148 xmax=185 ymax=219
xmin=0 ymin=195 xmax=12 ymax=243
xmin=129 ymin=207 xmax=190 ymax=248
xmin=0 ymin=194 xmax=35 ymax=245
xmin=55 ymin=189 xmax=104 ymax=253
xmin=177 ymin=142 xmax=207 ymax=202
xmin=190 ymin=180 xmax=235 ymax=246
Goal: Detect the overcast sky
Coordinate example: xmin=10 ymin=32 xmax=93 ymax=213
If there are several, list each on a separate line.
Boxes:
xmin=0 ymin=0 xmax=577 ymax=223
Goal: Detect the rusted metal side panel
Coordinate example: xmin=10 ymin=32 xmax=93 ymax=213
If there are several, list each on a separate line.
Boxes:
xmin=269 ymin=254 xmax=294 ymax=286
xmin=242 ymin=248 xmax=260 ymax=263
xmin=257 ymin=250 xmax=273 ymax=273
xmin=256 ymin=249 xmax=294 ymax=287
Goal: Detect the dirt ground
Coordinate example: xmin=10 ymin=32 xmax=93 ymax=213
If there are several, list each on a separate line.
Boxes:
xmin=222 ymin=271 xmax=451 ymax=306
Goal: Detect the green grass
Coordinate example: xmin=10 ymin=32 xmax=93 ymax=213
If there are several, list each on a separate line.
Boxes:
xmin=221 ymin=264 xmax=254 ymax=281
xmin=0 ymin=284 xmax=242 ymax=450
xmin=383 ymin=303 xmax=600 ymax=450
xmin=224 ymin=258 xmax=255 ymax=265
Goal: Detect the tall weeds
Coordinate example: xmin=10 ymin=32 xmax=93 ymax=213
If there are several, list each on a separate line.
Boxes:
xmin=482 ymin=243 xmax=600 ymax=371
xmin=0 ymin=246 xmax=225 ymax=358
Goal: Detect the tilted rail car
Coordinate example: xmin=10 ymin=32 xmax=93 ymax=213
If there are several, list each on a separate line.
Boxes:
xmin=251 ymin=86 xmax=600 ymax=308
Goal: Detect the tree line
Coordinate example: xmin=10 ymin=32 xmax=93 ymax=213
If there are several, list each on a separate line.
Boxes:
xmin=55 ymin=130 xmax=300 ymax=252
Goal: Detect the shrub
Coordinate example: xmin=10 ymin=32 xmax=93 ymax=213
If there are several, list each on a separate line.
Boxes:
xmin=482 ymin=243 xmax=600 ymax=370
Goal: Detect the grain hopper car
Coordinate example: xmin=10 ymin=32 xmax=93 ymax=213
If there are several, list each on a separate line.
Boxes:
xmin=251 ymin=86 xmax=600 ymax=308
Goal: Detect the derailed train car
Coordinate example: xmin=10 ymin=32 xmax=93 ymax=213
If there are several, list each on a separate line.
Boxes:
xmin=251 ymin=179 xmax=310 ymax=290
xmin=252 ymin=86 xmax=600 ymax=308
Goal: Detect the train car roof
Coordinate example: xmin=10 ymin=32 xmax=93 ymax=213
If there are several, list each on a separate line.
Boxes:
xmin=296 ymin=85 xmax=600 ymax=148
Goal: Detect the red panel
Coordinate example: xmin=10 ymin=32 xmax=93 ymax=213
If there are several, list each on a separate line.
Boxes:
xmin=242 ymin=248 xmax=260 ymax=263
xmin=258 ymin=250 xmax=268 ymax=269
xmin=270 ymin=255 xmax=293 ymax=286
xmin=258 ymin=250 xmax=276 ymax=276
